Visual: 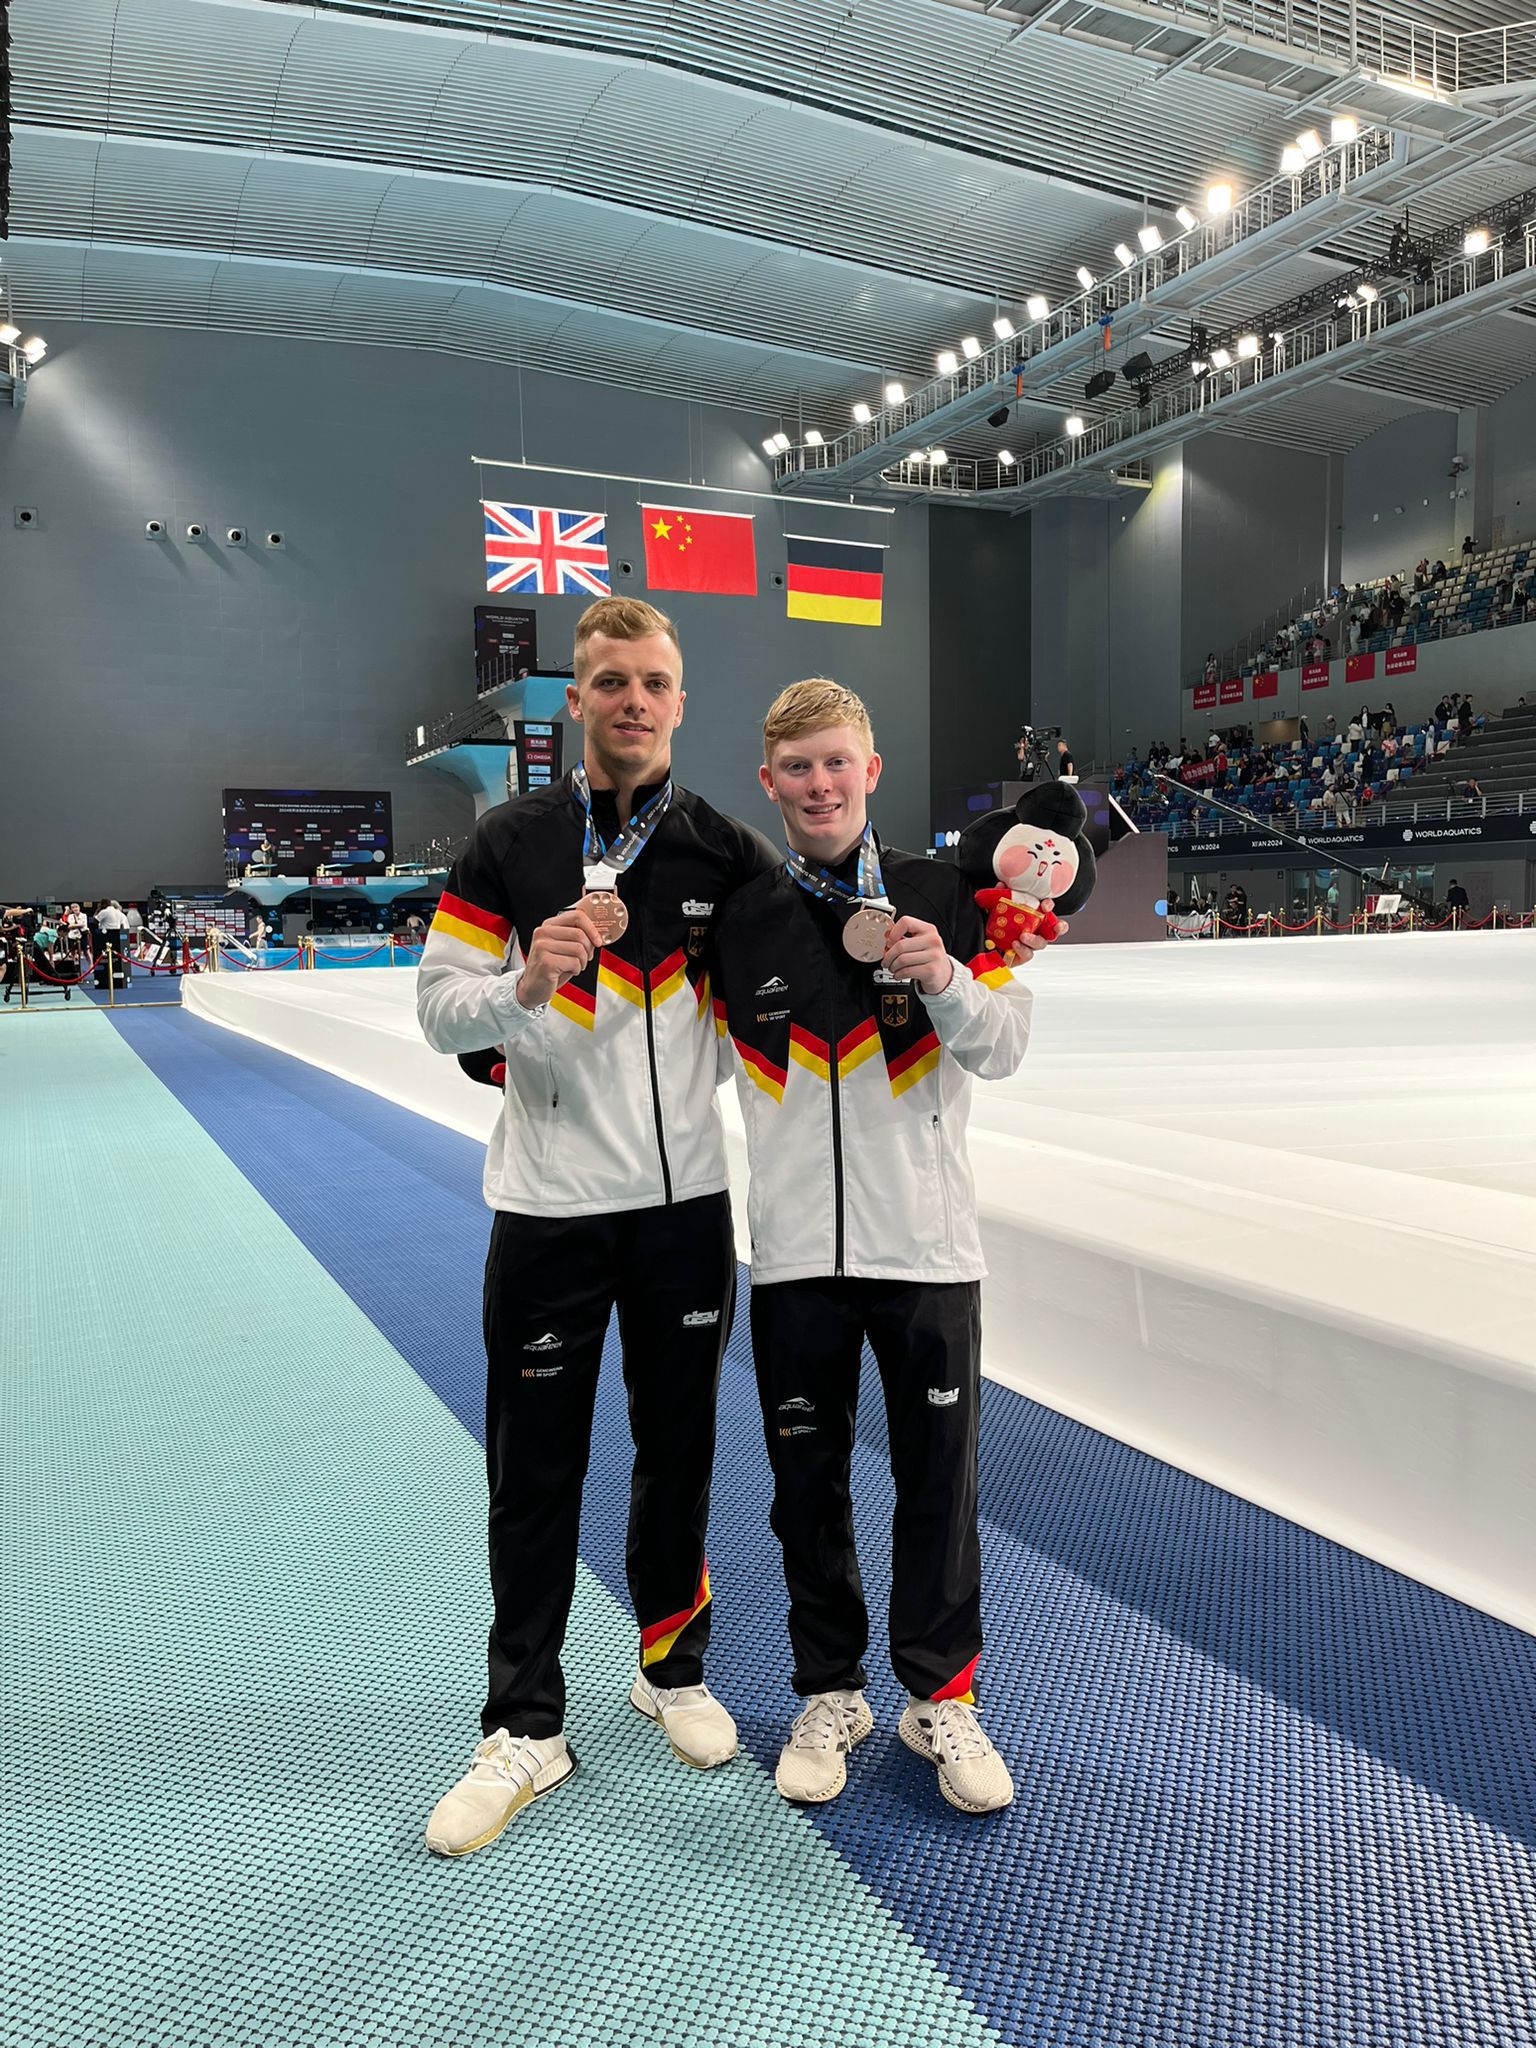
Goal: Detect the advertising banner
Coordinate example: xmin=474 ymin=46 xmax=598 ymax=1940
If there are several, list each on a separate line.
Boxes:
xmin=1219 ymin=677 xmax=1244 ymax=705
xmin=1385 ymin=644 xmax=1418 ymax=675
xmin=1301 ymin=662 xmax=1330 ymax=690
xmin=1192 ymin=681 xmax=1218 ymax=711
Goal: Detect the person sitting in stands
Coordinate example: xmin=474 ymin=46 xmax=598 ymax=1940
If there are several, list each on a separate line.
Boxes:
xmin=1463 ymin=775 xmax=1484 ymax=801
xmin=1432 ymin=560 xmax=1448 ymax=582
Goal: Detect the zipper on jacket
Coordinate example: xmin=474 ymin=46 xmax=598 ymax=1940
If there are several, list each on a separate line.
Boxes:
xmin=637 ymin=907 xmax=674 ymax=1204
xmin=829 ymin=1001 xmax=846 ymax=1276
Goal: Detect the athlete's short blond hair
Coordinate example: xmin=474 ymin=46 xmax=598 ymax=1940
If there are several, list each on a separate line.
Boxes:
xmin=572 ymin=597 xmax=681 ymax=679
xmin=762 ymin=678 xmax=875 ymax=762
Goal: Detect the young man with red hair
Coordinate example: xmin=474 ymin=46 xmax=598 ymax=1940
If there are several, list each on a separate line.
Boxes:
xmin=711 ymin=679 xmax=1046 ymax=1814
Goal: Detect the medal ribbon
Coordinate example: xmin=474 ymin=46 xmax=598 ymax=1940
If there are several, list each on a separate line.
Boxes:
xmin=571 ymin=764 xmax=674 ymax=890
xmin=783 ymin=824 xmax=891 ymax=914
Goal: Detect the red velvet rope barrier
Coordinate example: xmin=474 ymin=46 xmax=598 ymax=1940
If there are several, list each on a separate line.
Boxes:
xmin=215 ymin=948 xmax=305 ymax=972
xmin=309 ymin=943 xmax=394 ymax=963
xmin=22 ymin=950 xmax=98 ymax=986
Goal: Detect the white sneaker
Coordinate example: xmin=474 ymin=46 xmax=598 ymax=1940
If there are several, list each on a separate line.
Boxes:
xmin=899 ymin=1696 xmax=1014 ymax=1814
xmin=774 ymin=1690 xmax=874 ymax=1805
xmin=629 ymin=1671 xmax=738 ymax=1768
xmin=424 ymin=1729 xmax=576 ymax=1857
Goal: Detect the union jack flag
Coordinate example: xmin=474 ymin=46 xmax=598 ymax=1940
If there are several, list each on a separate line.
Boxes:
xmin=483 ymin=502 xmax=610 ymax=598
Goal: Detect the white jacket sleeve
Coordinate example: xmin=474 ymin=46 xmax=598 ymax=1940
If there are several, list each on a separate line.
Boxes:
xmin=414 ymin=831 xmax=547 ymax=1055
xmin=921 ymin=955 xmax=1033 ymax=1080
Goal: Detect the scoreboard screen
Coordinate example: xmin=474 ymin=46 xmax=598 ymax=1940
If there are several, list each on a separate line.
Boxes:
xmin=223 ymin=789 xmax=393 ymax=875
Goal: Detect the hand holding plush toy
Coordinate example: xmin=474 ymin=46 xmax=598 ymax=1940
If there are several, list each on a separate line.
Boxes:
xmin=956 ymin=783 xmax=1097 ymax=965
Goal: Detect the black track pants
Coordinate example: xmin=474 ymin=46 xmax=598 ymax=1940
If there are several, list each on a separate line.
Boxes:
xmin=749 ymin=1276 xmax=983 ymax=1703
xmin=480 ymin=1191 xmax=736 ymax=1737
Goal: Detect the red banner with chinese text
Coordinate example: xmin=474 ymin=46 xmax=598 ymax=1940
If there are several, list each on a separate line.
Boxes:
xmin=1192 ymin=681 xmax=1218 ymax=710
xmin=1219 ymin=677 xmax=1244 ymax=705
xmin=1385 ymin=644 xmax=1418 ymax=675
xmin=1180 ymin=758 xmax=1218 ymax=785
xmin=1301 ymin=662 xmax=1330 ymax=690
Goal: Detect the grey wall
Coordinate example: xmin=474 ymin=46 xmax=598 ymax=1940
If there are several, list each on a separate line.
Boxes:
xmin=1340 ymin=411 xmax=1458 ymax=585
xmin=1487 ymin=378 xmax=1536 ymax=540
xmin=1030 ymin=498 xmax=1108 ymax=761
xmin=0 ymin=322 xmax=930 ymax=898
xmin=1107 ymin=449 xmax=1184 ymax=763
xmin=927 ymin=505 xmax=1030 ymax=810
xmin=1180 ymin=433 xmax=1329 ymax=679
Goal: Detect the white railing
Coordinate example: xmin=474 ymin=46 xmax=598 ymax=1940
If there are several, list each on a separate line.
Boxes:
xmin=774 ymin=127 xmax=1395 ymax=485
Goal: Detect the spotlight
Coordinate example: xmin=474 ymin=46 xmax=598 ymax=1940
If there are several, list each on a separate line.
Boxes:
xmin=884 ymin=381 xmax=906 ymax=404
xmin=1121 ymin=351 xmax=1154 ymax=382
xmin=1136 ymin=224 xmax=1163 ymax=252
xmin=960 ymin=335 xmax=983 ymax=360
xmin=1210 ymin=346 xmax=1233 ymax=369
xmin=1207 ymin=182 xmax=1233 ymax=214
xmin=1065 ymin=415 xmax=1086 ymax=437
xmin=772 ymin=431 xmax=791 ymax=451
xmin=1357 ymin=283 xmax=1379 ymax=302
xmin=1085 ymin=369 xmax=1116 ymax=400
xmin=852 ymin=401 xmax=872 ymax=423
xmin=1114 ymin=243 xmax=1136 ymax=268
xmin=1026 ymin=294 xmax=1050 ymax=320
xmin=762 ymin=438 xmax=779 ymax=457
xmin=1464 ymin=228 xmax=1491 ymax=255
xmin=1281 ymin=146 xmax=1305 ymax=173
xmin=997 ymin=449 xmax=1016 ymax=467
xmin=20 ymin=338 xmax=46 ymax=364
xmin=986 ymin=405 xmax=1010 ymax=428
xmin=1296 ymin=129 xmax=1323 ymax=158
xmin=0 ymin=323 xmax=18 ymax=347
xmin=927 ymin=448 xmax=949 ymax=464
xmin=936 ymin=349 xmax=960 ymax=375
xmin=1075 ymin=266 xmax=1096 ymax=291
xmin=992 ymin=316 xmax=1016 ymax=339
xmin=1236 ymin=333 xmax=1260 ymax=358
xmin=1175 ymin=205 xmax=1198 ymax=231
xmin=1331 ymin=114 xmax=1360 ymax=142
xmin=803 ymin=429 xmax=824 ymax=446
xmin=1190 ymin=358 xmax=1209 ymax=376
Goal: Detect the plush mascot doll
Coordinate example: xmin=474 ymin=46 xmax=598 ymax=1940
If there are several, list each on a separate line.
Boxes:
xmin=956 ymin=782 xmax=1098 ymax=963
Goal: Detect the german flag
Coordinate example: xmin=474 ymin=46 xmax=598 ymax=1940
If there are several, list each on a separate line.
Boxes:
xmin=785 ymin=536 xmax=885 ymax=629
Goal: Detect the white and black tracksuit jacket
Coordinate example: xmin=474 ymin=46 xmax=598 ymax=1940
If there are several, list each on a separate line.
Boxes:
xmin=415 ymin=774 xmax=776 ymax=1216
xmin=710 ymin=846 xmax=1033 ymax=1284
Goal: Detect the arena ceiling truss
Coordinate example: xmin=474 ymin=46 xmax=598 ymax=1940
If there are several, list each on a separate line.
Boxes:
xmin=2 ymin=0 xmax=1535 ymax=493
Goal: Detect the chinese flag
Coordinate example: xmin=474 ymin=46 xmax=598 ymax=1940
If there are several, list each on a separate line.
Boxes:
xmin=642 ymin=506 xmax=757 ymax=596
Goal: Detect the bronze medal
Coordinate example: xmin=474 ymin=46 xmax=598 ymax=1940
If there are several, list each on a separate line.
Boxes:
xmin=842 ymin=905 xmax=893 ymax=963
xmin=582 ymin=890 xmax=629 ymax=944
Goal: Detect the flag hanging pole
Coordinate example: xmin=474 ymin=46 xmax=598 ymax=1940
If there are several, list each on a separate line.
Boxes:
xmin=472 ymin=456 xmax=896 ymax=516
xmin=1149 ymin=772 xmax=1435 ymax=914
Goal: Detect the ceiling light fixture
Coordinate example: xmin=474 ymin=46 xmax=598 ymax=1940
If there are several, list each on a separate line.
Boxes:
xmin=852 ymin=401 xmax=872 ymax=423
xmin=960 ymin=335 xmax=983 ymax=360
xmin=1065 ymin=415 xmax=1086 ymax=437
xmin=1236 ymin=333 xmax=1260 ymax=358
xmin=1026 ymin=294 xmax=1050 ymax=320
xmin=1137 ymin=224 xmax=1163 ymax=252
xmin=1296 ymin=129 xmax=1323 ymax=158
xmin=1175 ymin=205 xmax=1198 ymax=231
xmin=1076 ymin=266 xmax=1096 ymax=291
xmin=1207 ymin=183 xmax=1234 ymax=214
xmin=992 ymin=315 xmax=1016 ymax=339
xmin=771 ymin=431 xmax=792 ymax=451
xmin=0 ymin=323 xmax=19 ymax=347
xmin=927 ymin=448 xmax=949 ymax=464
xmin=21 ymin=339 xmax=48 ymax=365
xmin=803 ymin=429 xmax=824 ymax=446
xmin=1330 ymin=115 xmax=1360 ymax=142
xmin=884 ymin=381 xmax=906 ymax=404
xmin=936 ymin=349 xmax=960 ymax=375
xmin=997 ymin=449 xmax=1016 ymax=467
xmin=1464 ymin=227 xmax=1491 ymax=255
xmin=761 ymin=438 xmax=779 ymax=457
xmin=1114 ymin=243 xmax=1136 ymax=267
xmin=1281 ymin=145 xmax=1305 ymax=173
xmin=1210 ymin=346 xmax=1233 ymax=369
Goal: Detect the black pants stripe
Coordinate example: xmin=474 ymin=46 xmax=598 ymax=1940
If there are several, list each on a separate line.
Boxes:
xmin=749 ymin=1276 xmax=983 ymax=1702
xmin=480 ymin=1191 xmax=736 ymax=1738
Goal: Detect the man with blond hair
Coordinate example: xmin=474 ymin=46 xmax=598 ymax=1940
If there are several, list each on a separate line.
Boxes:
xmin=711 ymin=679 xmax=1046 ymax=1815
xmin=416 ymin=596 xmax=775 ymax=1856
